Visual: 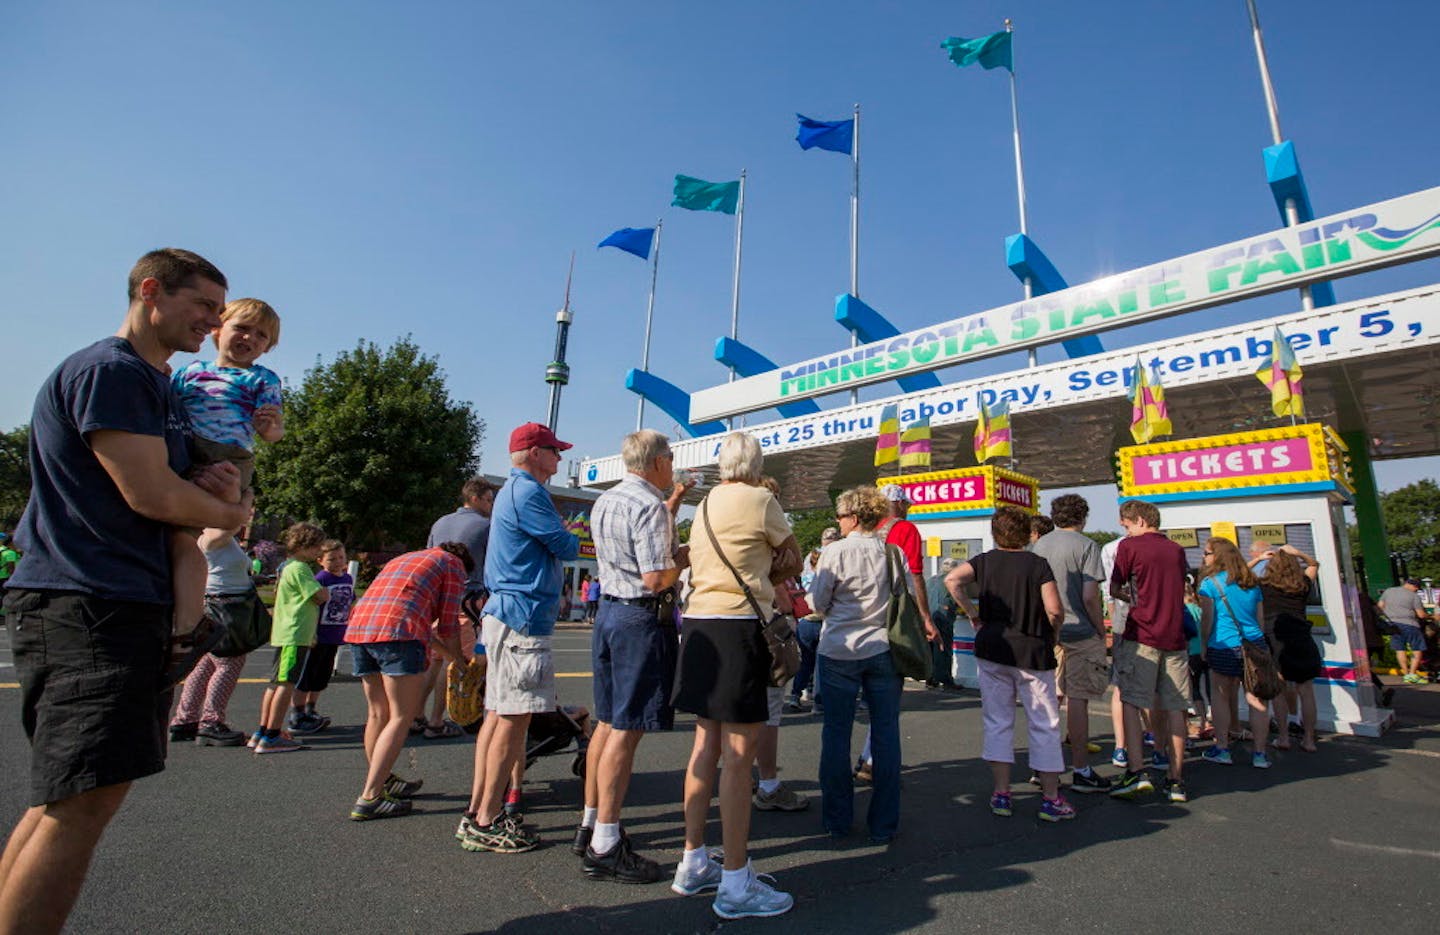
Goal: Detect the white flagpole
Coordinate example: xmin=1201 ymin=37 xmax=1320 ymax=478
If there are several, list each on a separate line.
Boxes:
xmin=636 ymin=219 xmax=662 ymax=431
xmin=849 ymin=104 xmax=861 ymax=406
xmin=1245 ymin=0 xmax=1312 ymax=311
xmin=1005 ymin=19 xmax=1040 ymax=368
xmin=729 ymin=170 xmax=746 ymax=429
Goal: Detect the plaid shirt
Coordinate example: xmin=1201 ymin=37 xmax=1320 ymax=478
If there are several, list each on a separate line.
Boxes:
xmin=592 ymin=473 xmax=675 ymax=599
xmin=345 ymin=548 xmax=465 ymax=645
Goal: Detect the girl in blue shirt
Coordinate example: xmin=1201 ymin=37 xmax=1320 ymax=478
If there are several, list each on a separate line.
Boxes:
xmin=1198 ymin=537 xmax=1271 ymax=768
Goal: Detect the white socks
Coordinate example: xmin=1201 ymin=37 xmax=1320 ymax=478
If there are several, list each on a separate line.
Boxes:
xmin=719 ymin=860 xmax=753 ymax=898
xmin=861 ymin=731 xmax=873 ymax=764
xmin=680 ymin=847 xmax=709 ymax=875
xmin=757 ymin=777 xmax=781 ymax=795
xmin=591 ymin=821 xmax=621 ymax=854
xmin=580 ymin=806 xmax=597 ymax=829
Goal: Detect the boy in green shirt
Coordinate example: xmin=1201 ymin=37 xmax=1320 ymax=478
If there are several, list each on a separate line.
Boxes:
xmin=250 ymin=522 xmax=329 ymax=754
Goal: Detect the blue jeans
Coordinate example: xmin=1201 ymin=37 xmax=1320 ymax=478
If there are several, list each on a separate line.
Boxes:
xmin=819 ymin=650 xmax=903 ymax=840
xmin=791 ymin=618 xmax=822 ymax=701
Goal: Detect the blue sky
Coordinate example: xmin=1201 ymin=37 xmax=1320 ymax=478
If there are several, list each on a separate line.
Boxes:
xmin=3 ymin=0 xmax=1436 ymax=506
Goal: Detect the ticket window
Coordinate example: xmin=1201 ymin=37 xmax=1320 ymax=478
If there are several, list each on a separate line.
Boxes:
xmin=1166 ymin=522 xmax=1331 ymax=635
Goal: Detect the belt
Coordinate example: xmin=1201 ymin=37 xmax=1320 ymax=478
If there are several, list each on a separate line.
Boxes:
xmin=602 ymin=594 xmax=661 ymax=609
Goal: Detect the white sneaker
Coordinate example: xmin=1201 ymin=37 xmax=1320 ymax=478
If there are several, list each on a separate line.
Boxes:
xmin=713 ymin=869 xmax=794 ymax=920
xmin=671 ymin=854 xmax=722 ymax=896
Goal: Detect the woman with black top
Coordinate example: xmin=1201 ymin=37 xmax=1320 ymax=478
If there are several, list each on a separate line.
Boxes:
xmin=1260 ymin=545 xmax=1322 ymax=753
xmin=945 ymin=506 xmax=1069 ymax=822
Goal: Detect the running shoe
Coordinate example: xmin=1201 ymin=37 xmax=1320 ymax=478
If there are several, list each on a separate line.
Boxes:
xmin=246 ymin=730 xmax=263 ymax=749
xmin=459 ymin=816 xmax=539 ymax=853
xmin=456 ymin=814 xmax=478 ymax=841
xmin=1252 ymin=751 xmax=1272 ymax=769
xmin=350 ymin=792 xmax=413 ymax=821
xmin=1142 ymin=731 xmax=1155 ymax=748
xmin=753 ymin=782 xmax=809 ymax=811
xmin=195 ymin=723 xmax=245 ymax=746
xmin=1038 ymin=796 xmax=1077 ymax=822
xmin=384 ymin=773 xmax=423 ymax=798
xmin=671 ymin=853 xmax=723 ymax=897
xmin=989 ymin=792 xmax=1013 ymax=817
xmin=1069 ymin=769 xmax=1113 ymax=794
xmin=1108 ymin=771 xmax=1154 ymax=799
xmin=1201 ymin=746 xmax=1233 ymax=765
xmin=1111 ymin=748 xmax=1129 ymax=769
xmin=1152 ymin=750 xmax=1170 ymax=772
xmin=583 ymin=835 xmax=663 ymax=884
xmin=254 ymin=735 xmax=307 ymax=754
xmin=712 ymin=871 xmax=794 ymax=920
xmin=1161 ymin=778 xmax=1189 ymax=803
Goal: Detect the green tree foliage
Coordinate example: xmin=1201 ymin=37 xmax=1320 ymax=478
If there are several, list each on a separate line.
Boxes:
xmin=1351 ymin=479 xmax=1440 ymax=583
xmin=0 ymin=424 xmax=30 ymax=529
xmin=789 ymin=507 xmax=838 ymax=553
xmin=1084 ymin=530 xmax=1120 ymax=547
xmin=254 ymin=338 xmax=484 ymax=550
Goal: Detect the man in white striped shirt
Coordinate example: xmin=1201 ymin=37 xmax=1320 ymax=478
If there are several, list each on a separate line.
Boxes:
xmin=576 ymin=429 xmax=690 ymax=884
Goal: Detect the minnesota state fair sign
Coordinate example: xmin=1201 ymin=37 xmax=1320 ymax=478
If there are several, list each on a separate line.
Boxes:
xmin=880 ymin=466 xmax=1039 ymax=518
xmin=690 ymin=187 xmax=1440 ymax=421
xmin=1118 ymin=423 xmax=1352 ymax=499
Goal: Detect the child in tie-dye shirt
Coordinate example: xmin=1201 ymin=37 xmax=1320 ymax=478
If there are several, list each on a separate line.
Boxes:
xmin=169 ymin=299 xmax=285 ymax=637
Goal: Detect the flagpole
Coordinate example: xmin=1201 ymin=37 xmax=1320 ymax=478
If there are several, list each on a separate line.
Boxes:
xmin=850 ymin=104 xmax=861 ymax=407
xmin=1004 ymin=19 xmax=1040 ymax=368
xmin=636 ymin=219 xmax=663 ymax=431
xmin=728 ymin=170 xmax=746 ymax=429
xmin=1245 ymin=0 xmax=1313 ymax=312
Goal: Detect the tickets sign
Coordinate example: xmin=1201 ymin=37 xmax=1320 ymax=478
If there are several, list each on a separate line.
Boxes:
xmin=1119 ymin=424 xmax=1347 ymax=497
xmin=879 ymin=466 xmax=1039 ymax=517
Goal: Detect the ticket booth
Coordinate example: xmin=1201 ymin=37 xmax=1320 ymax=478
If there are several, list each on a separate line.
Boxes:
xmin=1117 ymin=423 xmax=1392 ymax=736
xmin=880 ymin=466 xmax=1041 ymax=688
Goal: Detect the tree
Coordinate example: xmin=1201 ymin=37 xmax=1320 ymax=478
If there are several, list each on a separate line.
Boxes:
xmin=1350 ymin=479 xmax=1440 ymax=583
xmin=788 ymin=506 xmax=838 ymax=553
xmin=1084 ymin=530 xmax=1120 ymax=547
xmin=0 ymin=424 xmax=30 ymax=529
xmin=254 ymin=338 xmax=484 ymax=550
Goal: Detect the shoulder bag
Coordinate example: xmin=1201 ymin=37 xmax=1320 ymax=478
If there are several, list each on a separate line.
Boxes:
xmin=699 ymin=498 xmax=800 ymax=687
xmin=885 ymin=544 xmax=934 ymax=682
xmin=1216 ymin=585 xmax=1284 ymax=701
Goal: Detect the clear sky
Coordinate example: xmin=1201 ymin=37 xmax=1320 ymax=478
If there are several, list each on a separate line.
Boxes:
xmin=3 ymin=0 xmax=1436 ymax=510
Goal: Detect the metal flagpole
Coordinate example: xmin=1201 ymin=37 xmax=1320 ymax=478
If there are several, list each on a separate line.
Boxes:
xmin=1004 ymin=18 xmax=1039 ymax=367
xmin=1245 ymin=0 xmax=1313 ymax=311
xmin=728 ymin=170 xmax=746 ymax=429
xmin=636 ymin=219 xmax=663 ymax=431
xmin=849 ymin=103 xmax=861 ymax=406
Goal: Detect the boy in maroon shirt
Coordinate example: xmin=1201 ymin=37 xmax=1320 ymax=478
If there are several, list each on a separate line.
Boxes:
xmin=1107 ymin=499 xmax=1191 ymax=802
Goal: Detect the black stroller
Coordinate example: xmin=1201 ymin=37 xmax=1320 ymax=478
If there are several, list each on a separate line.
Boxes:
xmin=525 ymin=705 xmax=591 ymax=778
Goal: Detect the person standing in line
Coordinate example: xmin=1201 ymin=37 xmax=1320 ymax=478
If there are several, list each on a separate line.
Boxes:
xmin=1197 ymin=537 xmax=1272 ymax=767
xmin=0 ymin=532 xmax=19 ymax=586
xmin=1031 ymin=494 xmax=1112 ymax=793
xmin=586 ymin=574 xmax=602 ymax=625
xmin=459 ymin=423 xmax=579 ymax=854
xmin=576 ymin=429 xmax=690 ymax=882
xmin=423 ymin=477 xmax=496 ymax=737
xmin=1100 ymin=535 xmax=1135 ymax=770
xmin=1378 ymin=578 xmax=1431 ymax=685
xmin=1 ymin=248 xmax=250 ymax=935
xmin=1107 ymin=499 xmax=1191 ymax=803
xmin=250 ymin=522 xmax=329 ymax=753
xmin=925 ymin=559 xmax=962 ymax=691
xmin=1261 ymin=545 xmax=1322 ymax=752
xmin=292 ymin=539 xmax=354 ymax=732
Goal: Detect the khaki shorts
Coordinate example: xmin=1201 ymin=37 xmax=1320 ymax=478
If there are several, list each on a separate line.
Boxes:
xmin=1055 ymin=636 xmax=1109 ymax=701
xmin=481 ymin=616 xmax=556 ymax=715
xmin=1113 ymin=639 xmax=1189 ymax=712
xmin=190 ymin=435 xmax=255 ymax=491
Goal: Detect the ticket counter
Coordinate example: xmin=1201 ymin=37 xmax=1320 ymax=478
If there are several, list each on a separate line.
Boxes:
xmin=1117 ymin=423 xmax=1392 ymax=736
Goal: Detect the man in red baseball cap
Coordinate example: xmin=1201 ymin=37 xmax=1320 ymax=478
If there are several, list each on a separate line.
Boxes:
xmin=459 ymin=422 xmax=580 ymax=854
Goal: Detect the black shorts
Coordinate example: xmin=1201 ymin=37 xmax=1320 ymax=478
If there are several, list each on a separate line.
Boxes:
xmin=270 ymin=645 xmax=310 ymax=685
xmin=671 ymin=616 xmax=771 ymax=724
xmin=295 ymin=643 xmax=339 ymax=693
xmin=3 ymin=589 xmax=172 ymax=807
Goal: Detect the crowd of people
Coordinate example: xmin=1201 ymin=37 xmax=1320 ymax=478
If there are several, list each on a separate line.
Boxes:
xmin=2 ymin=248 xmax=1438 ymax=932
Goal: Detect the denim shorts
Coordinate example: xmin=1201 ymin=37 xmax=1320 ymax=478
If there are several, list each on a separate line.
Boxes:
xmin=351 ymin=639 xmax=428 ymax=677
xmin=1390 ymin=624 xmax=1426 ymax=653
xmin=592 ymin=600 xmax=678 ymax=731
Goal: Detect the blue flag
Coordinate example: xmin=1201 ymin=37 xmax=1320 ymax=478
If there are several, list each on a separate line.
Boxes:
xmin=598 ymin=227 xmax=655 ymax=260
xmin=941 ymin=30 xmax=1013 ymax=72
xmin=672 ymin=175 xmax=741 ymax=214
xmin=796 ymin=114 xmax=854 ymax=154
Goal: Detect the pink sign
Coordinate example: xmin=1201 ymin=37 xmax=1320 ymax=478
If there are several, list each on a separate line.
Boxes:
xmin=903 ymin=474 xmax=988 ymax=507
xmin=996 ymin=478 xmax=1036 ymax=508
xmin=1130 ymin=437 xmax=1315 ymax=488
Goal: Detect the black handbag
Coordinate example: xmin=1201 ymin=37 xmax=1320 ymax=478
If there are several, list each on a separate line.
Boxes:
xmin=698 ymin=498 xmax=801 ymax=688
xmin=207 ymin=589 xmax=273 ymax=658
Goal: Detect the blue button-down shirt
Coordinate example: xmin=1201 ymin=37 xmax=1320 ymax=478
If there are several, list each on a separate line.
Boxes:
xmin=482 ymin=468 xmax=580 ymax=636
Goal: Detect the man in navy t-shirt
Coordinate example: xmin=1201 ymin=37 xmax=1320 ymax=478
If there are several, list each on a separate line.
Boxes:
xmin=0 ymin=249 xmax=253 ymax=934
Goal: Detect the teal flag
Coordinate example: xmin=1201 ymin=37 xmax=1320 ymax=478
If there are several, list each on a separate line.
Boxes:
xmin=941 ymin=30 xmax=1012 ymax=72
xmin=672 ymin=174 xmax=740 ymax=214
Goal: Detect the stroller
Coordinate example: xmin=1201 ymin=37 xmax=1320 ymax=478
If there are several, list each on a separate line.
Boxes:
xmin=525 ymin=705 xmax=592 ymax=778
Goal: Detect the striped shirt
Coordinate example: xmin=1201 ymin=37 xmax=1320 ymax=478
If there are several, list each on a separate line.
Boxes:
xmin=592 ymin=473 xmax=675 ymax=599
xmin=345 ymin=548 xmax=465 ymax=645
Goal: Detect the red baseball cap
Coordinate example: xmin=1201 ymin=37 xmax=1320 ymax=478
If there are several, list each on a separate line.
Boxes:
xmin=509 ymin=422 xmax=573 ymax=453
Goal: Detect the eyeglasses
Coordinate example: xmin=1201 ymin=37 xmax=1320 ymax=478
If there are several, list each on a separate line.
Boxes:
xmin=539 ymin=446 xmax=561 ymax=456
xmin=836 ymin=512 xmax=854 ymax=520
xmin=1203 ymin=550 xmax=1214 ymax=556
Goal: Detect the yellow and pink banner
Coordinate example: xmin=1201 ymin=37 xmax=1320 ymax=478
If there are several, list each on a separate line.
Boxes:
xmin=1118 ymin=423 xmax=1350 ymax=498
xmin=879 ymin=466 xmax=1039 ymax=517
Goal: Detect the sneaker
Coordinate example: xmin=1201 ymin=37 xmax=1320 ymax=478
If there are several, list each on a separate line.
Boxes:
xmin=712 ymin=871 xmax=794 ymax=920
xmin=1288 ymin=720 xmax=1304 ymax=736
xmin=570 ymin=825 xmax=593 ymax=857
xmin=1111 ymin=748 xmax=1129 ymax=769
xmin=460 ymin=816 xmax=539 ymax=853
xmin=990 ymin=792 xmax=1013 ymax=817
xmin=254 ymin=735 xmax=307 ymax=754
xmin=753 ymin=782 xmax=809 ymax=812
xmin=1152 ymin=750 xmax=1170 ymax=772
xmin=289 ymin=713 xmax=326 ymax=735
xmin=246 ymin=730 xmax=263 ymax=749
xmin=1069 ymin=769 xmax=1112 ymax=794
xmin=1162 ymin=778 xmax=1189 ymax=803
xmin=671 ymin=853 xmax=723 ymax=896
xmin=1202 ymin=746 xmax=1233 ymax=765
xmin=1109 ymin=771 xmax=1154 ymax=799
xmin=853 ymin=760 xmax=872 ymax=784
xmin=169 ymin=722 xmax=198 ymax=743
xmin=1027 ymin=773 xmax=1041 ymax=788
xmin=384 ymin=773 xmax=423 ymax=798
xmin=583 ymin=835 xmax=662 ymax=884
xmin=283 ymin=710 xmax=305 ymax=732
xmin=1252 ymin=752 xmax=1272 ymax=769
xmin=1142 ymin=731 xmax=1155 ymax=748
xmin=195 ymin=723 xmax=246 ymax=747
xmin=350 ymin=792 xmax=413 ymax=821
xmin=1038 ymin=796 xmax=1077 ymax=822
xmin=456 ymin=814 xmax=478 ymax=841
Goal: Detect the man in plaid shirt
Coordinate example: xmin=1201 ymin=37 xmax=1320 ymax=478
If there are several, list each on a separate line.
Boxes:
xmin=575 ymin=429 xmax=691 ymax=884
xmin=344 ymin=543 xmax=470 ymax=820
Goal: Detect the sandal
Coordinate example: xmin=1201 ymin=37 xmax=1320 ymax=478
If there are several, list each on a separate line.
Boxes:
xmin=409 ymin=717 xmax=427 ymax=735
xmin=424 ymin=721 xmax=463 ymax=739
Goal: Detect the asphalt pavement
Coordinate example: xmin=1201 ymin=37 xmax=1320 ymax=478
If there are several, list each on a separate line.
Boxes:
xmin=2 ymin=624 xmax=1439 ymax=934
